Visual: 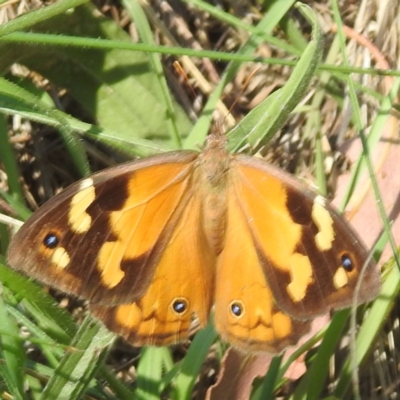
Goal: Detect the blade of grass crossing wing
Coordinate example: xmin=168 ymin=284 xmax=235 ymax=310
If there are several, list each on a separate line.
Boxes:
xmin=333 ymin=14 xmax=398 ymax=397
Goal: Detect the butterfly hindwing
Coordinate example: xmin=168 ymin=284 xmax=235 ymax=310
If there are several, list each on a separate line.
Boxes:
xmin=90 ymin=192 xmax=216 ymax=346
xmin=214 ymin=186 xmax=311 ymax=352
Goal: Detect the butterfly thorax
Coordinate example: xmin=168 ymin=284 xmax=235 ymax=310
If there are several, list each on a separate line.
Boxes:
xmin=196 ymin=132 xmax=231 ymax=255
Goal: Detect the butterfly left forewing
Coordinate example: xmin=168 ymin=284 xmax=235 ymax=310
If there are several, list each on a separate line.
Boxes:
xmin=90 ymin=190 xmax=216 ymax=346
xmin=232 ymin=154 xmax=380 ymax=319
xmin=8 ymin=152 xmax=200 ymax=305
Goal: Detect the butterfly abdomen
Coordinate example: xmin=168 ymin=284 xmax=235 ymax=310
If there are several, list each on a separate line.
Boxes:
xmin=196 ymin=136 xmax=233 ymax=255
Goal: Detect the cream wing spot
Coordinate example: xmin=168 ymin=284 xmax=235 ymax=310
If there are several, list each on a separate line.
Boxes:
xmin=51 ymin=247 xmax=70 ymax=269
xmin=68 ymin=178 xmax=96 ymax=234
xmin=98 ymin=241 xmax=126 ymax=288
xmin=312 ymin=196 xmax=335 ymax=251
xmin=286 ymin=253 xmax=314 ymax=302
xmin=333 ymin=267 xmax=349 ymax=289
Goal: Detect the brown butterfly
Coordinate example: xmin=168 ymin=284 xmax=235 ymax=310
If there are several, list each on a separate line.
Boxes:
xmin=7 ymin=129 xmax=380 ymax=352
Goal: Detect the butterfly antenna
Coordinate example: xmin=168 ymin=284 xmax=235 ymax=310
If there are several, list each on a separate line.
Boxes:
xmin=173 ymin=61 xmax=198 ymax=99
xmin=216 ymin=66 xmax=262 ymax=134
xmin=227 ymin=66 xmax=262 ymax=116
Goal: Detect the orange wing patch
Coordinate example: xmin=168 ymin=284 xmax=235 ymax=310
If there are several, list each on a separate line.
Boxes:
xmin=96 ymin=164 xmax=193 ymax=290
xmin=234 ymin=162 xmax=314 ymax=304
xmin=91 ymin=194 xmax=216 ymax=346
xmin=214 ymin=187 xmax=310 ymax=352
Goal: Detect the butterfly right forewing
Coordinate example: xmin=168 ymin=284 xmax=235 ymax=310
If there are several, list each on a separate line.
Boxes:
xmin=231 ymin=155 xmax=380 ymax=319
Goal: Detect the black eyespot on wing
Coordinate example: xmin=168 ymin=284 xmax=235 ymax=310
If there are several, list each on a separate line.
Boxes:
xmin=172 ymin=298 xmax=188 ymax=314
xmin=43 ymin=233 xmax=59 ymax=249
xmin=341 ymin=253 xmax=354 ymax=271
xmin=230 ymin=301 xmax=244 ymax=317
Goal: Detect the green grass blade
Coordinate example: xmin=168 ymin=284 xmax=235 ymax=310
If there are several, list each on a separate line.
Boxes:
xmin=136 ymin=346 xmax=171 ymax=400
xmin=0 ymin=288 xmax=27 ymax=400
xmin=40 ymin=317 xmax=115 ymax=400
xmin=228 ymin=2 xmax=323 ymax=153
xmin=334 ymin=264 xmax=400 ymax=397
xmin=172 ymin=323 xmax=218 ymax=400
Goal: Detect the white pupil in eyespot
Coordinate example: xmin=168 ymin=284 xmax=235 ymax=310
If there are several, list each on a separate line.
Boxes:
xmin=173 ymin=300 xmax=187 ymax=314
xmin=341 ymin=254 xmax=353 ymax=271
xmin=44 ymin=233 xmax=59 ymax=249
xmin=231 ymin=303 xmax=242 ymax=316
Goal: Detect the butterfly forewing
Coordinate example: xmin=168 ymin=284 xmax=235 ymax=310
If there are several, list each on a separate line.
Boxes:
xmin=8 ymin=151 xmax=199 ymax=305
xmin=232 ymin=155 xmax=380 ymax=319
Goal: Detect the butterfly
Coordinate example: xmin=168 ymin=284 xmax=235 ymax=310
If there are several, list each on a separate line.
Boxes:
xmin=7 ymin=128 xmax=380 ymax=353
